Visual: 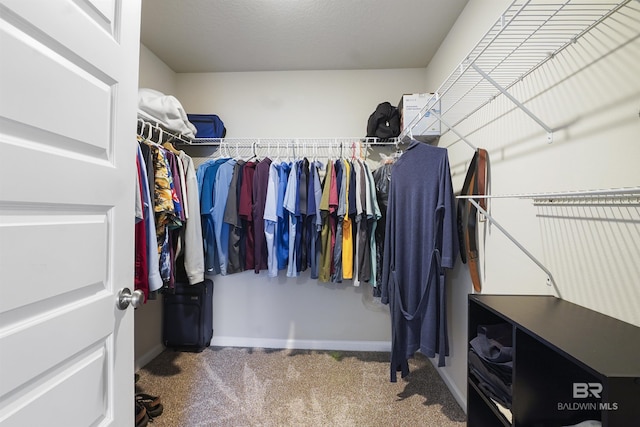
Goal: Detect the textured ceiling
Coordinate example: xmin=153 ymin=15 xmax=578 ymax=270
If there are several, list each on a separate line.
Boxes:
xmin=140 ymin=0 xmax=470 ymax=73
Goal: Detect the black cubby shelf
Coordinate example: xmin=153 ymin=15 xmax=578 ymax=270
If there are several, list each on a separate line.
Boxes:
xmin=467 ymin=294 xmax=640 ymax=427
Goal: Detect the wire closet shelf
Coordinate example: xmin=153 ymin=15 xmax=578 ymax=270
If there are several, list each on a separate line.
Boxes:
xmin=183 ymin=136 xmax=403 ymax=161
xmin=400 ymin=0 xmax=640 ymax=149
xmin=411 ymin=0 xmax=640 ymax=294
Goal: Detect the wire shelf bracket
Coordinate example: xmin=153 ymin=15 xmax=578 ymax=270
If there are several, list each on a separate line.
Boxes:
xmin=430 ymin=110 xmax=477 ymax=151
xmin=465 ymin=197 xmax=560 ymax=297
xmin=459 ymin=187 xmax=640 ymax=294
xmin=469 ymin=62 xmax=554 ymax=144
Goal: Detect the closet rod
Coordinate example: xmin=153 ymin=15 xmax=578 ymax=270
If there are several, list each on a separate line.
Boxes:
xmin=186 ymin=137 xmax=400 ymax=147
xmin=456 ymin=186 xmax=640 ymax=202
xmin=458 ymin=186 xmax=640 ymax=293
xmin=137 ymin=115 xmax=192 ymax=146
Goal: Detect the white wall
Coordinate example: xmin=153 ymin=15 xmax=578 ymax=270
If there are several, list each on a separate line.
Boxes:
xmin=425 ymin=0 xmax=640 ymax=409
xmin=176 ymin=69 xmax=427 ymax=137
xmin=174 ymin=68 xmax=429 ymax=351
xmin=138 ymin=44 xmax=177 ymax=94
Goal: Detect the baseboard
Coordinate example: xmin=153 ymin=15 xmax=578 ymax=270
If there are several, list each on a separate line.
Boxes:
xmin=429 ymin=358 xmax=467 ymax=414
xmin=135 ymin=343 xmax=165 ymax=371
xmin=212 ymin=336 xmax=392 ymax=352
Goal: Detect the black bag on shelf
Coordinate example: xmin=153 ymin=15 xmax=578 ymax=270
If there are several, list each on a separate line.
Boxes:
xmin=366 ymin=102 xmax=400 ymax=140
xmin=162 ymin=279 xmax=214 ymax=352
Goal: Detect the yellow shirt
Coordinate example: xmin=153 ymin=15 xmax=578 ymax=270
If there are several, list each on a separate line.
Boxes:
xmin=341 ymin=159 xmax=353 ymax=279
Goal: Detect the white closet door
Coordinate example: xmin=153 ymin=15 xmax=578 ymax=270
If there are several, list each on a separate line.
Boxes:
xmin=0 ymin=1 xmax=140 ymax=426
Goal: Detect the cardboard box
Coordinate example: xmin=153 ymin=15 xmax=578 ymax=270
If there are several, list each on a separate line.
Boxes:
xmin=398 ymin=93 xmax=441 ymax=136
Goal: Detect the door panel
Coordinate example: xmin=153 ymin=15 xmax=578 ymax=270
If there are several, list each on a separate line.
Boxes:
xmin=1 ymin=347 xmax=108 ymax=427
xmin=0 ymin=0 xmax=141 ymax=425
xmin=0 ymin=296 xmax=112 ymax=398
xmin=1 ymin=12 xmax=113 ymax=156
xmin=0 ymin=210 xmax=108 ymax=313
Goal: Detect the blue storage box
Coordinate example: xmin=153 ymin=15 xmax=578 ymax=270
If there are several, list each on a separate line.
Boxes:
xmin=187 ymin=114 xmax=226 ymax=139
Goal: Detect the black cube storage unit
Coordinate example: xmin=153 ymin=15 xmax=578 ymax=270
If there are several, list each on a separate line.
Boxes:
xmin=467 ymin=294 xmax=640 ymax=427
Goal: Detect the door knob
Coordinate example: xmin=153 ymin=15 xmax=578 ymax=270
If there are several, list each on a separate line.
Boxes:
xmin=116 ymin=287 xmax=144 ymax=310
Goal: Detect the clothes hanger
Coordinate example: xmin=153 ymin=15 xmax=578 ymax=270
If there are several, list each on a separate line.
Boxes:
xmin=287 ymin=140 xmax=294 ymax=163
xmin=245 ymin=141 xmax=258 ymax=162
xmin=313 ymin=140 xmax=318 ymax=164
xmin=143 ymin=121 xmax=161 ymax=147
xmin=274 ymin=140 xmax=280 ymax=163
xmin=162 ymin=139 xmax=181 ymax=156
xmin=136 ymin=119 xmax=145 ymax=137
xmin=391 ymin=138 xmax=403 ymax=162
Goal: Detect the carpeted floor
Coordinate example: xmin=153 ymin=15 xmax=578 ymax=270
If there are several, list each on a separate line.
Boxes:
xmin=135 ymin=347 xmax=467 ymax=426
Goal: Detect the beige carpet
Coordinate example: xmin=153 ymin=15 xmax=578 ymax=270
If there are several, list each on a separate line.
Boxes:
xmin=136 ymin=347 xmax=467 ymax=427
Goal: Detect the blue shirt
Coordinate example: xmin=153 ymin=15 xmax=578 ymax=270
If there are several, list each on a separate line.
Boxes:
xmin=199 ymin=158 xmax=228 ymax=274
xmin=276 ymin=162 xmax=291 ymax=270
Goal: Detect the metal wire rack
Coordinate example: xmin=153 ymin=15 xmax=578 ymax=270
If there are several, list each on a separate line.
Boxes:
xmin=177 ymin=137 xmax=403 ymax=163
xmin=400 ymin=0 xmax=640 ymax=148
xmin=409 ymin=0 xmax=640 ymax=293
xmin=457 ymin=187 xmax=640 ymax=204
xmin=136 ymin=115 xmax=402 ymax=160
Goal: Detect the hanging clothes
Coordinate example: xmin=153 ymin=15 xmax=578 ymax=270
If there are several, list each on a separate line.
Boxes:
xmin=185 ymin=144 xmax=389 ymax=289
xmin=197 ymin=158 xmax=228 ymax=275
xmin=134 ymin=150 xmax=150 ymax=299
xmin=212 ymin=158 xmax=236 ymax=275
xmin=174 ymin=151 xmax=205 ymax=284
xmin=341 ymin=159 xmax=353 ymax=280
xmin=263 ymin=161 xmax=280 ymax=277
xmin=134 ymin=128 xmax=205 ymax=301
xmin=352 ymin=160 xmax=364 ymax=286
xmin=372 ymin=158 xmax=394 ymax=297
xmin=318 ymin=161 xmax=335 ymax=282
xmin=284 ymin=161 xmax=299 ymax=277
xmin=364 ymin=161 xmax=382 ymax=288
xmin=332 ymin=159 xmax=345 ymax=282
xmin=136 ymin=142 xmax=163 ymax=295
xmin=276 ymin=162 xmax=291 ymax=270
xmin=224 ymin=160 xmax=245 ymax=275
xmin=307 ymin=160 xmax=323 ymax=279
xmin=238 ymin=161 xmax=257 ymax=270
xmin=252 ymin=158 xmax=272 ymax=273
xmin=381 ymin=140 xmax=458 ymax=382
xmin=296 ymin=158 xmax=309 ymax=273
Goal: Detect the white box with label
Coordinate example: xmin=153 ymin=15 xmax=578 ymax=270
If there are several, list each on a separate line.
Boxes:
xmin=399 ymin=93 xmax=441 ymax=136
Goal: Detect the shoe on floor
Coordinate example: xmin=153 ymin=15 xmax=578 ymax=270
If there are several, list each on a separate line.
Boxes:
xmin=136 ymin=392 xmax=163 ymax=418
xmin=135 ymin=400 xmax=149 ymax=427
